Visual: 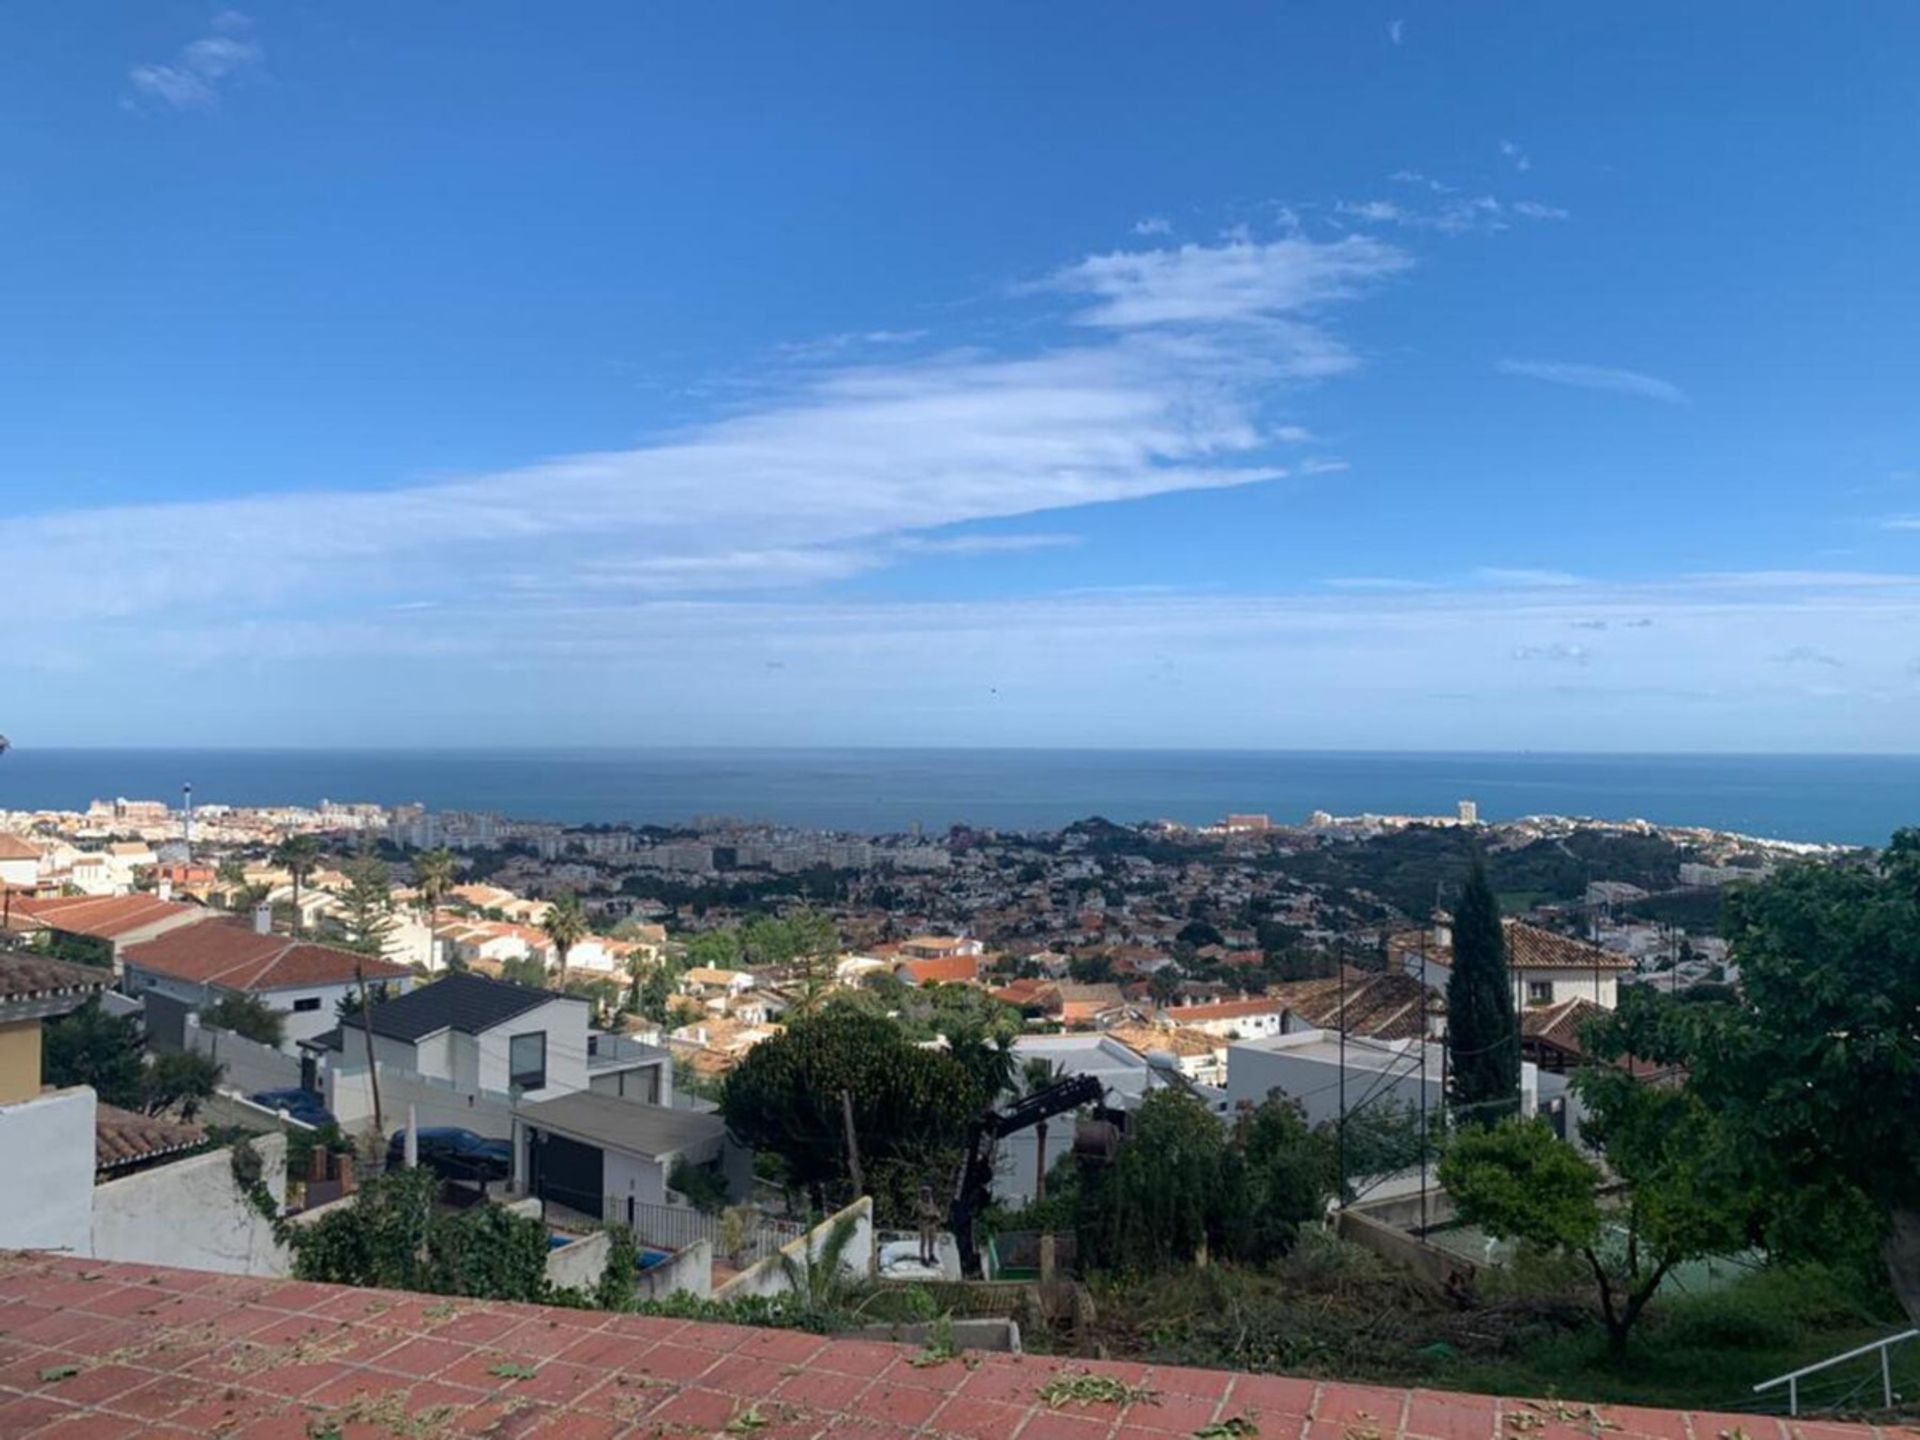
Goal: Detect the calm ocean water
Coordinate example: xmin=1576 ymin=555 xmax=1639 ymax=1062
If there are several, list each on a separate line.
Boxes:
xmin=0 ymin=749 xmax=1914 ymax=846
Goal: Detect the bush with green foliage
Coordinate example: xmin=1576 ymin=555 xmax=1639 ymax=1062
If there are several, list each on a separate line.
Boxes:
xmin=1075 ymin=1089 xmax=1337 ymax=1273
xmin=201 ymin=991 xmax=286 ymax=1047
xmin=668 ymin=1156 xmax=731 ymax=1214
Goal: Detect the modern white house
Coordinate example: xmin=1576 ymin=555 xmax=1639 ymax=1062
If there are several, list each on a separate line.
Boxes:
xmin=308 ymin=972 xmax=673 ymax=1133
xmin=121 ymin=914 xmax=413 ymax=1050
xmin=1226 ymin=1027 xmax=1538 ymax=1129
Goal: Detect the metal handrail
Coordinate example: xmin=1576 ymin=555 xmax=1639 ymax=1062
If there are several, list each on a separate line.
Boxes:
xmin=1752 ymin=1328 xmax=1919 ymax=1415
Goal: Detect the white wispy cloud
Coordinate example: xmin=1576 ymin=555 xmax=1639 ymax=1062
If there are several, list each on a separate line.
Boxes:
xmin=1475 ymin=567 xmax=1581 ymax=587
xmin=1881 ymin=514 xmax=1920 ymax=530
xmin=7 ymin=229 xmax=1401 ymax=625
xmin=126 ymin=10 xmax=261 ymax=111
xmin=1511 ymin=200 xmax=1570 ymax=221
xmin=773 ymin=329 xmax=928 ymax=361
xmin=1499 ymin=139 xmax=1533 ymax=173
xmin=1388 ymin=19 xmax=1406 ymax=46
xmin=1049 ymin=235 xmax=1409 ymax=330
xmin=1513 ymin=642 xmax=1590 ymax=664
xmin=1497 ymin=359 xmax=1688 ymax=405
xmin=1132 ymin=216 xmax=1173 ymax=236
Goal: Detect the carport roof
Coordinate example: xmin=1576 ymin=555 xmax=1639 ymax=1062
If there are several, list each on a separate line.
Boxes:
xmin=515 ymin=1090 xmax=726 ymax=1160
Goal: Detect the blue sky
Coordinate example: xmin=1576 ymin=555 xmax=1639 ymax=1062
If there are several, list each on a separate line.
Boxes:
xmin=5 ymin=3 xmax=1919 ymax=750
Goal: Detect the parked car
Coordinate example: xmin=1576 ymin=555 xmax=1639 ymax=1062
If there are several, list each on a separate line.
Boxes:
xmin=249 ymin=1087 xmax=335 ymax=1128
xmin=385 ymin=1127 xmax=513 ymax=1184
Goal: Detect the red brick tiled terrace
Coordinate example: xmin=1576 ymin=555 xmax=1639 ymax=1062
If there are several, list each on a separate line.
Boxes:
xmin=0 ymin=1254 xmax=1889 ymax=1440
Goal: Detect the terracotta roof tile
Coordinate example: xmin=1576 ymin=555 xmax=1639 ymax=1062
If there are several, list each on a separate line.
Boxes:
xmin=0 ymin=1254 xmax=1876 ymax=1440
xmin=122 ymin=918 xmax=409 ymax=993
xmin=0 ymin=950 xmax=109 ymax=1004
xmin=0 ymin=893 xmax=212 ymax=941
xmin=93 ymin=1103 xmax=205 ymax=1172
xmin=1502 ymin=920 xmax=1634 ymax=973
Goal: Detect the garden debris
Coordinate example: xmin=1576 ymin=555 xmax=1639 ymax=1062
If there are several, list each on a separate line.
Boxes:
xmin=1037 ymin=1370 xmax=1161 ymax=1408
xmin=486 ymin=1361 xmax=538 ymax=1380
xmin=1195 ymin=1419 xmax=1261 ymax=1438
xmin=37 ymin=1365 xmax=80 ymax=1382
xmin=725 ymin=1402 xmax=771 ymax=1432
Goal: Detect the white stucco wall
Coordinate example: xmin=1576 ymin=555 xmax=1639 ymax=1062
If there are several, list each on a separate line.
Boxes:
xmin=603 ymin=1147 xmax=670 ymax=1210
xmin=474 ymin=997 xmax=589 ymax=1099
xmin=544 ymin=1228 xmax=611 ymax=1293
xmin=0 ymin=1086 xmax=96 ymax=1254
xmin=1226 ymin=1034 xmax=1445 ymax=1129
xmin=714 ymin=1196 xmax=873 ymax=1301
xmin=636 ymin=1238 xmax=711 ymax=1300
xmin=90 ymin=1135 xmax=291 ymax=1277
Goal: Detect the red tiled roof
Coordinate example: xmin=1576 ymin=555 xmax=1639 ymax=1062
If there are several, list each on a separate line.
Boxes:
xmin=894 ymin=955 xmax=980 ymax=986
xmin=0 ymin=951 xmax=108 ymax=1005
xmin=0 ymin=1254 xmax=1879 ymax=1439
xmin=0 ymin=893 xmax=211 ymax=941
xmin=1503 ymin=920 xmax=1634 ymax=973
xmin=94 ymin=1104 xmax=205 ymax=1172
xmin=1271 ymin=971 xmax=1433 ymax=1042
xmin=122 ymin=918 xmax=409 ymax=993
xmin=0 ymin=834 xmax=41 ymax=861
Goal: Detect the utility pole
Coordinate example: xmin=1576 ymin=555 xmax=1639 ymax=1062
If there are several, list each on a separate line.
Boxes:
xmin=1336 ymin=939 xmax=1347 ymax=1208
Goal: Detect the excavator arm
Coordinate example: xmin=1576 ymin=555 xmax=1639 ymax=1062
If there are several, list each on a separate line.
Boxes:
xmin=949 ymin=1072 xmax=1104 ymax=1278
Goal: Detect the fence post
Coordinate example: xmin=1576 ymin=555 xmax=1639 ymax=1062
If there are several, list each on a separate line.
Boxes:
xmin=1883 ymin=1345 xmax=1894 ymax=1410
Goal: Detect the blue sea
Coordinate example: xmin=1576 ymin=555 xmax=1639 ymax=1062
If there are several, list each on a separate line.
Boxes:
xmin=0 ymin=748 xmax=1914 ymax=846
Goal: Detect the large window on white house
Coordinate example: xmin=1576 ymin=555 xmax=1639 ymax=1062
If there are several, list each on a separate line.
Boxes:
xmin=509 ymin=1031 xmax=547 ymax=1091
xmin=291 ymin=997 xmax=322 ymax=1013
xmin=1526 ymin=980 xmax=1553 ymax=1004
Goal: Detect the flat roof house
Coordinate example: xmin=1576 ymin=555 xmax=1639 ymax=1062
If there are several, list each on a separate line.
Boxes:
xmin=514 ymin=1088 xmax=741 ymax=1226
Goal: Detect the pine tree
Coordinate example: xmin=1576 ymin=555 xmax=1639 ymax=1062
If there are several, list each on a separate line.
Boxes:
xmin=1446 ymin=856 xmax=1521 ymax=1124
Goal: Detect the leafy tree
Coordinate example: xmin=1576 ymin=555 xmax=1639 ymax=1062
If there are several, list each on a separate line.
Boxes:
xmin=720 ymin=1005 xmax=980 ymax=1218
xmin=42 ymin=998 xmax=143 ymax=1109
xmin=1446 ymin=857 xmax=1520 ymax=1123
xmin=500 ymin=954 xmax=550 ymax=989
xmin=1146 ymin=968 xmax=1181 ymax=1006
xmin=683 ymin=928 xmax=742 ymax=970
xmin=668 ymin=1156 xmax=731 ymax=1214
xmin=542 ymin=891 xmax=588 ymax=981
xmin=1231 ymin=1096 xmax=1339 ymax=1260
xmin=1177 ymin=919 xmax=1224 ymax=950
xmin=1592 ymin=833 xmax=1920 ymax=1321
xmin=142 ymin=1049 xmax=223 ymax=1119
xmin=1440 ymin=1093 xmax=1751 ymax=1359
xmin=271 ymin=834 xmax=322 ymax=937
xmin=1078 ymin=1088 xmax=1235 ymax=1272
xmin=638 ymin=965 xmax=675 ymax=1024
xmin=201 ymin=991 xmax=287 ymax=1047
xmin=331 ymin=855 xmax=396 ymax=956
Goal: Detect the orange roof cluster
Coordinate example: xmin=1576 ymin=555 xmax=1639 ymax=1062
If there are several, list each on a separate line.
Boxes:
xmin=123 ymin=918 xmax=410 ymax=993
xmin=894 ymin=954 xmax=981 ymax=986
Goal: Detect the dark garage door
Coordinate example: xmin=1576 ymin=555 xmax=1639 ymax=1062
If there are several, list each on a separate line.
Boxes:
xmin=530 ymin=1129 xmax=604 ymax=1218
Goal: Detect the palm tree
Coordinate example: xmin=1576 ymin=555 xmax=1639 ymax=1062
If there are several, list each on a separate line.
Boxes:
xmin=413 ymin=847 xmax=457 ymax=970
xmin=542 ymin=891 xmax=588 ymax=984
xmin=215 ymin=856 xmax=248 ymax=908
xmin=270 ymin=834 xmax=321 ymax=937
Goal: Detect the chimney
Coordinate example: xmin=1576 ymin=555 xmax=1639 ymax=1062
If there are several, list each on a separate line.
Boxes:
xmin=157 ymin=876 xmax=173 ymax=902
xmin=253 ymin=904 xmax=273 ymax=936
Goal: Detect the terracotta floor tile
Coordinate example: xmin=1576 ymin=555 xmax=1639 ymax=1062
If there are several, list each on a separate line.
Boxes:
xmin=925 ymin=1394 xmax=1037 ymax=1439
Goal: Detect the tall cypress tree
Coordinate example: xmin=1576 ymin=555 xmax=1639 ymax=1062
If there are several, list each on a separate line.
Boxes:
xmin=1446 ymin=857 xmax=1521 ymax=1123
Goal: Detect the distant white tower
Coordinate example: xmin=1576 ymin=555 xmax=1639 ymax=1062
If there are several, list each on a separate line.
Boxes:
xmin=183 ymin=782 xmax=194 ymax=858
xmin=1457 ymin=798 xmax=1479 ymax=825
